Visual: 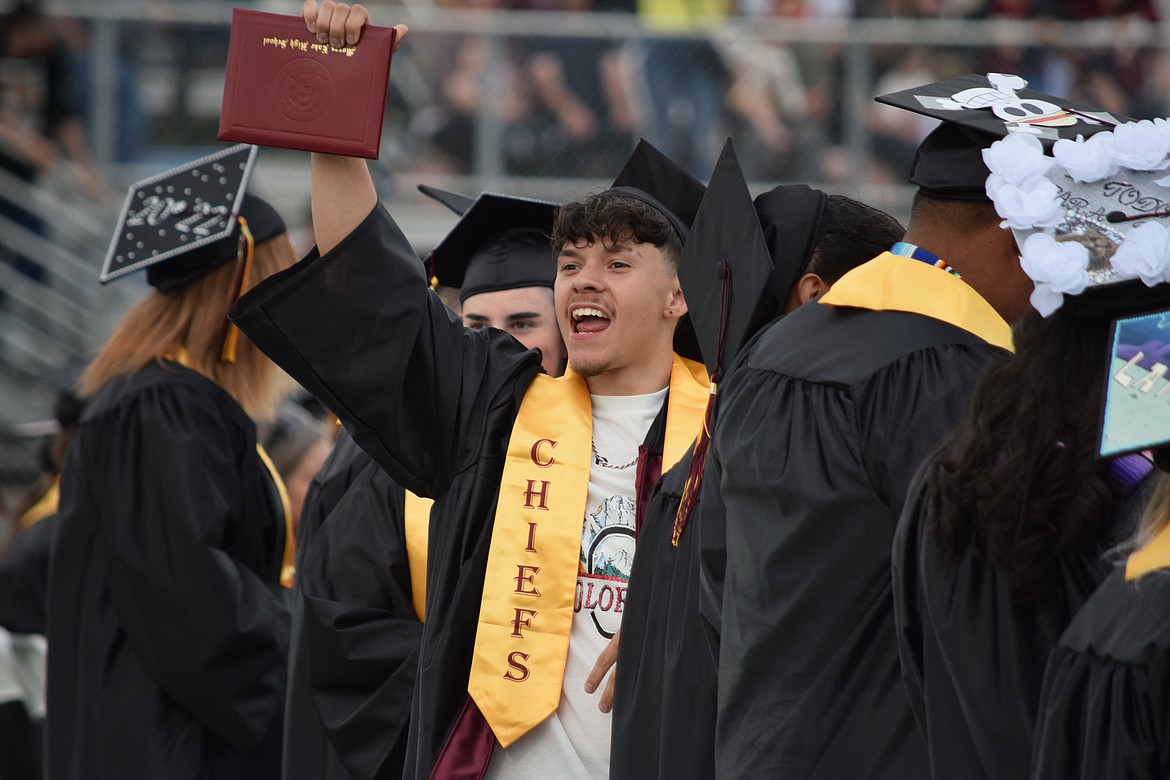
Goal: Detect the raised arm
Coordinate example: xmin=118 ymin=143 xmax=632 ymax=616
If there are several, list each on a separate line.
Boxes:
xmin=301 ymin=0 xmax=406 ymax=253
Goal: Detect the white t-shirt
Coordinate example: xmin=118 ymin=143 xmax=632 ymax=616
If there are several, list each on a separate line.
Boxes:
xmin=485 ymin=388 xmax=667 ymax=779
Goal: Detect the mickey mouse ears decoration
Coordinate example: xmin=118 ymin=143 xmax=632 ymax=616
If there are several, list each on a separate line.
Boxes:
xmin=100 ymin=144 xmax=259 ymax=285
xmin=876 ymin=73 xmax=1126 ymax=200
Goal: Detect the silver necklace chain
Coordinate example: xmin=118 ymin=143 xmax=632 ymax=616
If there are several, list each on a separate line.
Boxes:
xmin=591 ymin=439 xmax=638 ymax=470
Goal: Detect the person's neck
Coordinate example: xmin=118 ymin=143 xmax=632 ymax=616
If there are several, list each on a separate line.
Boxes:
xmin=581 ymin=352 xmax=674 ymax=397
xmin=901 ymin=229 xmax=1023 ymax=323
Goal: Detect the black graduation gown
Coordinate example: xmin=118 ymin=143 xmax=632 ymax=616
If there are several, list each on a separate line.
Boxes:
xmin=284 ymin=430 xmax=422 ymax=780
xmin=1031 ymin=568 xmax=1170 ymax=779
xmin=611 ymin=440 xmax=718 ymax=780
xmin=700 ymin=300 xmax=1006 ymax=780
xmin=892 ymin=463 xmax=1151 ymax=780
xmin=231 ymin=204 xmax=678 ymax=779
xmin=0 ymin=512 xmax=55 ymax=635
xmin=45 ymin=361 xmax=291 ymax=780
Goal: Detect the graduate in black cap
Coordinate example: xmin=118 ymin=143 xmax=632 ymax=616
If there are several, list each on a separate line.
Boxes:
xmin=606 ymin=140 xmax=905 ymax=780
xmin=696 ymin=73 xmax=1113 ymax=779
xmin=44 ymin=145 xmax=297 ymax=780
xmin=283 ymin=186 xmax=568 ymax=780
xmin=229 ymin=11 xmax=711 ymax=776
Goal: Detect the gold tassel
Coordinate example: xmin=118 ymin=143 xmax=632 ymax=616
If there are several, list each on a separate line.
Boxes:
xmin=220 ymin=217 xmax=255 ymax=363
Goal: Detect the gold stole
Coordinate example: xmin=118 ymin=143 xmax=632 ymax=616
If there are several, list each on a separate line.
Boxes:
xmin=20 ymin=476 xmax=60 ymax=528
xmin=403 ymin=492 xmax=432 ymax=621
xmin=254 ymin=443 xmax=295 ymax=588
xmin=468 ymin=354 xmax=708 ymax=747
xmin=1126 ymin=519 xmax=1170 ymax=581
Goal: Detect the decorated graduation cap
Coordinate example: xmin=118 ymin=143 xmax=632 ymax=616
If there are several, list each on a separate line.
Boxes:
xmin=875 ymin=73 xmax=1125 ymax=200
xmin=100 ymin=144 xmax=286 ymax=362
xmin=671 ymin=139 xmax=827 ymax=542
xmin=423 ymin=188 xmax=558 ymax=305
xmin=100 ymin=144 xmax=284 ymax=291
xmin=977 ymin=114 xmax=1170 ymax=458
xmin=605 ymin=138 xmax=705 ymax=240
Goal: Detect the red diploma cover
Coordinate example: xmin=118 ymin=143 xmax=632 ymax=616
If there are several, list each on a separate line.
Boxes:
xmin=218 ymin=9 xmax=396 ymax=159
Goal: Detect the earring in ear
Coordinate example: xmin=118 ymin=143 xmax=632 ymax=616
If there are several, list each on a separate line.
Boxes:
xmin=668 ymin=308 xmax=674 ymax=314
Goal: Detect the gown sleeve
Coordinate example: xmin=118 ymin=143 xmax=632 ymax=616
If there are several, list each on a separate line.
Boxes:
xmin=1031 ymin=572 xmax=1170 ymax=780
xmin=0 ymin=514 xmax=55 ymax=635
xmin=92 ymin=379 xmax=290 ymax=753
xmin=294 ymin=436 xmax=423 ymax=780
xmin=230 ymin=204 xmax=542 ymax=499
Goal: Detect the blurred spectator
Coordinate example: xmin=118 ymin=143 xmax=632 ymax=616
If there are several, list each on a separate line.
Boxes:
xmin=0 ymin=1 xmax=105 ymax=218
xmin=638 ymin=0 xmax=729 ymax=177
xmin=510 ymin=0 xmax=637 ymax=176
xmin=866 ymin=47 xmax=940 ymax=184
xmin=714 ymin=0 xmax=822 ymax=180
xmin=259 ymin=401 xmax=335 ymax=543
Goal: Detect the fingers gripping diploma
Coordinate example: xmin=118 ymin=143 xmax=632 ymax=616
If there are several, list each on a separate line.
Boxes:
xmin=585 ymin=630 xmax=619 ymax=714
xmin=302 ymin=0 xmax=408 ymax=50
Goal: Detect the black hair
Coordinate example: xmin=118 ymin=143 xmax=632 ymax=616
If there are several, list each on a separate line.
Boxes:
xmin=909 ymin=189 xmax=1001 ymax=239
xmin=925 ymin=308 xmax=1114 ymax=601
xmin=551 ymin=193 xmax=682 ymax=271
xmin=807 ymin=195 xmax=905 ymax=285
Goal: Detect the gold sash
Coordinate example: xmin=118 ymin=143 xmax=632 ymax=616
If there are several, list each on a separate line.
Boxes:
xmin=403 ymin=491 xmax=433 ymax=621
xmin=255 ymin=442 xmax=295 ymax=588
xmin=1126 ymin=519 xmax=1170 ymax=581
xmin=819 ymin=252 xmax=1015 ymax=353
xmin=468 ymin=354 xmax=708 ymax=747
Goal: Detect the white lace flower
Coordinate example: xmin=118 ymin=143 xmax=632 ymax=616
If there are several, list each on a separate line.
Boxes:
xmin=1110 ymin=221 xmax=1170 ymax=286
xmin=982 ymin=133 xmax=1053 ymax=189
xmin=1019 ymin=232 xmax=1090 ymax=316
xmin=1112 ymin=120 xmax=1170 ymax=171
xmin=992 ymin=178 xmax=1064 ymax=230
xmin=1052 ymin=132 xmax=1119 ymax=183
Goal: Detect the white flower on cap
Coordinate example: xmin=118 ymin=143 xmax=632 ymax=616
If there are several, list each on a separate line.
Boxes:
xmin=983 ymin=133 xmax=1053 ymax=199
xmin=1110 ymin=221 xmax=1170 ymax=286
xmin=992 ymin=178 xmax=1064 ymax=230
xmin=1112 ymin=119 xmax=1170 ymax=171
xmin=1052 ymin=132 xmax=1118 ymax=183
xmin=1019 ymin=232 xmax=1091 ymax=317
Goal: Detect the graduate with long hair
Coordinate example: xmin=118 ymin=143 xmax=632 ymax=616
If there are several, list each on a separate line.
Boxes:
xmin=45 ymin=152 xmax=298 ymax=780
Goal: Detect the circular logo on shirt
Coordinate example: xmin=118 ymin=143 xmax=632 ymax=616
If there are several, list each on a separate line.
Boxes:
xmin=275 ymin=58 xmax=332 ymax=123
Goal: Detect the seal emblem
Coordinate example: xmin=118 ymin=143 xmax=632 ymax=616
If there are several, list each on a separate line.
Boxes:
xmin=275 ymin=58 xmax=332 ymax=122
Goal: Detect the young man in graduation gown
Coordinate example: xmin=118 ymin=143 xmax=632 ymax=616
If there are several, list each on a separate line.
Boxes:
xmin=609 ymin=141 xmax=906 ymax=780
xmin=696 ymin=75 xmax=1047 ymax=779
xmin=46 ymin=149 xmax=298 ymax=780
xmin=230 ymin=9 xmax=710 ymax=778
xmin=284 ymin=187 xmax=568 ymax=780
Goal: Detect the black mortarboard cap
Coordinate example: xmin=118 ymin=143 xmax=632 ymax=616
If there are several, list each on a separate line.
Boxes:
xmin=417 ymin=183 xmax=477 ymax=217
xmin=100 ymin=144 xmax=285 ymax=290
xmin=606 ymin=139 xmax=705 ymax=240
xmin=678 ymin=139 xmax=825 ymax=377
xmin=426 ymin=192 xmax=558 ymax=304
xmin=876 ymin=73 xmax=1125 ymax=200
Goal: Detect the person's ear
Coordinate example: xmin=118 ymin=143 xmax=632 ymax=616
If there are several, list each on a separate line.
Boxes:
xmin=796 ymin=273 xmax=827 ymax=306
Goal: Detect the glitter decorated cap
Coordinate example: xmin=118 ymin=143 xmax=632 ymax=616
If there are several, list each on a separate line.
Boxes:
xmin=876 ymin=73 xmax=1125 ymax=201
xmin=982 ymin=118 xmax=1170 ymax=318
xmin=99 ymin=144 xmax=285 ymax=290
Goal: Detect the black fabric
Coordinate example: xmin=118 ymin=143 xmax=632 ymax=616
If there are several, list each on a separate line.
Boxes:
xmin=284 ymin=430 xmax=422 ymax=780
xmin=231 ymin=203 xmax=680 ymax=780
xmin=0 ymin=513 xmax=54 ymax=635
xmin=698 ymin=299 xmax=1008 ymax=779
xmin=612 ymin=438 xmax=719 ymax=780
xmin=45 ymin=361 xmax=290 ymax=780
xmin=1032 ymin=568 xmax=1170 ymax=779
xmin=892 ymin=464 xmax=1151 ymax=780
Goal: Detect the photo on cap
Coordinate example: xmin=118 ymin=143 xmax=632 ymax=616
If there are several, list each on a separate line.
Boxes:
xmin=100 ymin=144 xmax=258 ymax=284
xmin=1100 ymin=307 xmax=1170 ymax=458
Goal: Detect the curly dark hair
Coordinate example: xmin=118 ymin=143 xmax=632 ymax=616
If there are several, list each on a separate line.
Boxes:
xmin=925 ymin=308 xmax=1114 ymax=601
xmin=807 ymin=194 xmax=904 ymax=285
xmin=551 ymin=193 xmax=682 ymax=271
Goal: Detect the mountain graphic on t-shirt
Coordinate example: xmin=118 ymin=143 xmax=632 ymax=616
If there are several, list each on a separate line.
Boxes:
xmin=593 ymin=548 xmax=635 ymax=579
xmin=583 ymin=495 xmax=636 ymax=541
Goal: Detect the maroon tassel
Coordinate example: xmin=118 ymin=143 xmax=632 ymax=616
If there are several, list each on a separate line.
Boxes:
xmin=672 ymin=258 xmax=733 ymax=545
xmin=672 ymin=386 xmax=716 ymax=546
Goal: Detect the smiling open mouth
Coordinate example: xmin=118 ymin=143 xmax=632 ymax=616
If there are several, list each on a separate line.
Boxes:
xmin=572 ymin=306 xmax=611 ymax=335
